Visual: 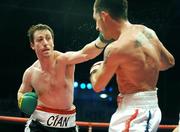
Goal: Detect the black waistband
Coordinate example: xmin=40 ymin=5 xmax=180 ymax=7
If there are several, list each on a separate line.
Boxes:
xmin=30 ymin=120 xmax=77 ymax=132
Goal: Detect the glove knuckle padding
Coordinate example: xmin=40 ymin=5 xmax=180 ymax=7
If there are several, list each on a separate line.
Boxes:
xmin=90 ymin=61 xmax=103 ymax=74
xmin=19 ymin=92 xmax=38 ymax=115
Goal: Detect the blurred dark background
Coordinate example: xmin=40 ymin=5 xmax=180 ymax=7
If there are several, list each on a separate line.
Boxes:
xmin=0 ymin=0 xmax=179 ymax=131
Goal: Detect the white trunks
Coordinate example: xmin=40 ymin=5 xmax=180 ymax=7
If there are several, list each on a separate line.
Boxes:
xmin=109 ymin=90 xmax=162 ymax=132
xmin=25 ymin=105 xmax=76 ymax=130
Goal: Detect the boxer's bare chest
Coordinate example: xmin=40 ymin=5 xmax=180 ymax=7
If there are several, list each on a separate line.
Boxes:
xmin=31 ymin=68 xmax=66 ymax=94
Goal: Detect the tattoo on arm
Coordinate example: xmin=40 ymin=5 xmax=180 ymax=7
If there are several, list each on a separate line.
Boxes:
xmin=135 ymin=28 xmax=154 ymax=48
xmin=135 ymin=39 xmax=142 ymax=48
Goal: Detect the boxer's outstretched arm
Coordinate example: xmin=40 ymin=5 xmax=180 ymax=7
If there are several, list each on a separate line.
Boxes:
xmin=63 ymin=34 xmax=113 ymax=64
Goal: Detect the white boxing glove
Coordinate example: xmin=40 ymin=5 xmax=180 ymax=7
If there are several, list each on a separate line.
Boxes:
xmin=90 ymin=61 xmax=103 ymax=74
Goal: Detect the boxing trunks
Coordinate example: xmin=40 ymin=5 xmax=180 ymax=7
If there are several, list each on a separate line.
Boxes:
xmin=109 ymin=89 xmax=161 ymax=132
xmin=25 ymin=105 xmax=78 ymax=132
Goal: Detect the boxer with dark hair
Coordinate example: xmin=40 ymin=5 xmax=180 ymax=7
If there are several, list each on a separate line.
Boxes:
xmin=90 ymin=0 xmax=175 ymax=131
xmin=17 ymin=23 xmax=110 ymax=132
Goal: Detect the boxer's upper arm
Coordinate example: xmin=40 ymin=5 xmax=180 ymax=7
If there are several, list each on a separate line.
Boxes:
xmin=17 ymin=68 xmax=33 ymax=100
xmin=145 ymin=28 xmax=175 ymax=70
xmin=63 ymin=50 xmax=88 ymax=64
xmin=92 ymin=44 xmax=120 ymax=92
xmin=157 ymin=40 xmax=175 ymax=70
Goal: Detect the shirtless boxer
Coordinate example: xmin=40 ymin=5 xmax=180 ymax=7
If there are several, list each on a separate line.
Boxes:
xmin=17 ymin=24 xmax=109 ymax=132
xmin=90 ymin=0 xmax=175 ymax=131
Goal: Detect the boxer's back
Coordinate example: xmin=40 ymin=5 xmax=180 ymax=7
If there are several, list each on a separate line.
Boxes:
xmin=114 ymin=25 xmax=161 ymax=94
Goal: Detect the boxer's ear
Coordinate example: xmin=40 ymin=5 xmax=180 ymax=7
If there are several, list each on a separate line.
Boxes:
xmin=30 ymin=42 xmax=35 ymax=50
xmin=100 ymin=11 xmax=109 ymax=22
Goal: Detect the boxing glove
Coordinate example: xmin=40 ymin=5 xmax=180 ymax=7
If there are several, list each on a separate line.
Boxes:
xmin=90 ymin=61 xmax=103 ymax=74
xmin=95 ymin=33 xmax=115 ymax=49
xmin=18 ymin=92 xmax=38 ymax=115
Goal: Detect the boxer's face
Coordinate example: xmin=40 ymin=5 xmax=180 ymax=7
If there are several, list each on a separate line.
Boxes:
xmin=31 ymin=29 xmax=54 ymax=57
xmin=93 ymin=7 xmax=112 ymax=40
xmin=93 ymin=8 xmax=103 ymax=32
